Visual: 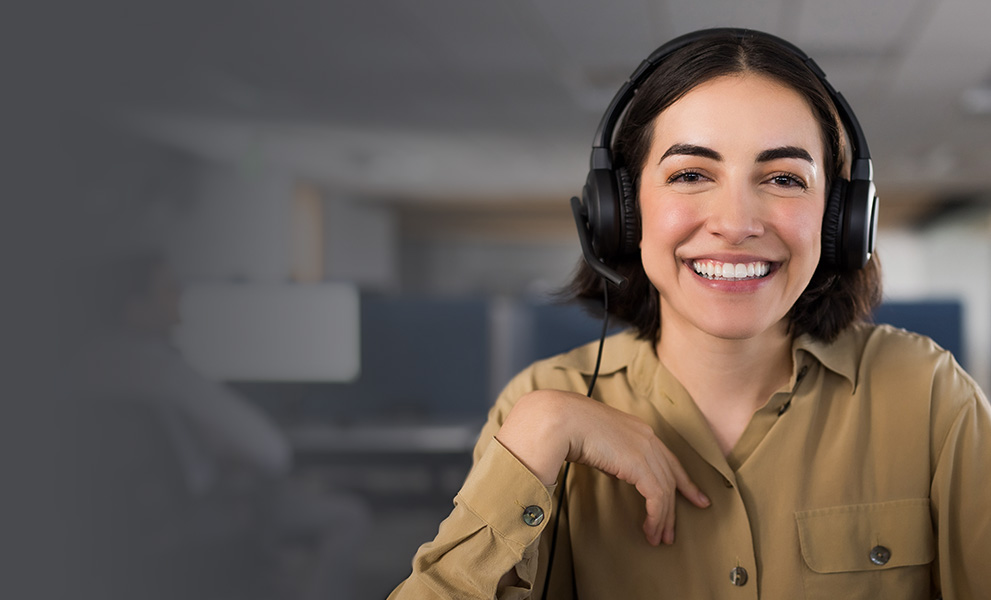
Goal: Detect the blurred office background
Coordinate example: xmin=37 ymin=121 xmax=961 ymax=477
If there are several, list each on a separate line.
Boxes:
xmin=7 ymin=1 xmax=991 ymax=598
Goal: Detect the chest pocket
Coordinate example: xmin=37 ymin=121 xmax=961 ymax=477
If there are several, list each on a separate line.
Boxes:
xmin=795 ymin=499 xmax=935 ymax=599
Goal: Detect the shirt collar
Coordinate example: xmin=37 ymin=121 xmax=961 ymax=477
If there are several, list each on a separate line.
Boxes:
xmin=554 ymin=324 xmax=866 ymax=393
xmin=550 ymin=329 xmax=659 ymax=400
xmin=792 ymin=324 xmax=867 ymax=390
xmin=552 ymin=329 xmax=649 ymax=376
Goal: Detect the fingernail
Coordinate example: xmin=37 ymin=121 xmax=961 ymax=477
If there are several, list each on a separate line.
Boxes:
xmin=699 ymin=492 xmax=710 ymax=507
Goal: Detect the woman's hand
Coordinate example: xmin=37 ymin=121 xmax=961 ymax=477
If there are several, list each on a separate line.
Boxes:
xmin=495 ymin=389 xmax=709 ymax=546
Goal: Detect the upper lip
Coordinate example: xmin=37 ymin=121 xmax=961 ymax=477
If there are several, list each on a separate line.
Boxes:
xmin=685 ymin=254 xmax=777 ymax=264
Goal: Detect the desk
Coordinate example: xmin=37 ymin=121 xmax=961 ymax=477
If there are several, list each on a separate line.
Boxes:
xmin=288 ymin=422 xmax=480 ymax=456
xmin=287 ymin=422 xmax=481 ymax=508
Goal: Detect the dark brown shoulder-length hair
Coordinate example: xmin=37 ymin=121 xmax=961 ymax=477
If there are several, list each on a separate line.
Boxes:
xmin=565 ymin=30 xmax=882 ymax=343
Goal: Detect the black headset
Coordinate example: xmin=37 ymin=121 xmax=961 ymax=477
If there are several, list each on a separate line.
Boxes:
xmin=571 ymin=28 xmax=879 ymax=289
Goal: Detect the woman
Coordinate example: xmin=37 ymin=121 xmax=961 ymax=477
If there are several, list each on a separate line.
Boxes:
xmin=389 ymin=29 xmax=990 ymax=599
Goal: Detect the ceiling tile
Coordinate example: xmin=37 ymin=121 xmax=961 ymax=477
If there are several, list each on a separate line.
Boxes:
xmin=525 ymin=0 xmax=663 ymax=69
xmin=660 ymin=0 xmax=793 ymax=37
xmin=795 ymin=0 xmax=931 ymax=55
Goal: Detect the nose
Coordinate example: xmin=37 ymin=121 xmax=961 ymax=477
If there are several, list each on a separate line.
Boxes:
xmin=704 ymin=183 xmax=765 ymax=244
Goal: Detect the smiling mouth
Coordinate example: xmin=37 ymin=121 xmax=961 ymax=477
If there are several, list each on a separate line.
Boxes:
xmin=692 ymin=260 xmax=771 ymax=281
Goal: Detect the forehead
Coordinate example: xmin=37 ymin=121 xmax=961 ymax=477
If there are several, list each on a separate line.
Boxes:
xmin=651 ymin=74 xmax=823 ymax=158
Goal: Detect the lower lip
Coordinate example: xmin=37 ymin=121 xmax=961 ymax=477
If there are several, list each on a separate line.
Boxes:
xmin=685 ymin=262 xmax=776 ymax=292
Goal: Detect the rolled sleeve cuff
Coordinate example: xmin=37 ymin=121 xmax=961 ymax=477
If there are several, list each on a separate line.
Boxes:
xmin=457 ymin=438 xmax=557 ymax=551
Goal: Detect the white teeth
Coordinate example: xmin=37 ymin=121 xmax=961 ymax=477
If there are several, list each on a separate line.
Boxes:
xmin=692 ymin=260 xmax=770 ymax=280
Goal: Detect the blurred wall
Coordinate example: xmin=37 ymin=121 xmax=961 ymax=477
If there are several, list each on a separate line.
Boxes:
xmin=883 ymin=219 xmax=991 ymax=390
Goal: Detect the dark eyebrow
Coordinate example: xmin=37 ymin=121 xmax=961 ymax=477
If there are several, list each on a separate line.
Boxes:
xmin=660 ymin=144 xmax=722 ymax=163
xmin=756 ymin=146 xmax=814 ymax=164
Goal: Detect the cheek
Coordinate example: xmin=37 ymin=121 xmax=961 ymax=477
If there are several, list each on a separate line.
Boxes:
xmin=638 ymin=199 xmax=699 ymax=249
xmin=779 ymin=205 xmax=824 ymax=265
xmin=638 ymin=200 xmax=701 ymax=287
xmin=803 ymin=205 xmax=825 ymax=245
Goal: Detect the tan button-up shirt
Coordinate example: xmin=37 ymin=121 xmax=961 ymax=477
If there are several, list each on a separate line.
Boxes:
xmin=389 ymin=324 xmax=991 ymax=599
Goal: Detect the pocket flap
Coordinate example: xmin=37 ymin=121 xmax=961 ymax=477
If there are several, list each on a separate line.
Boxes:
xmin=795 ymin=499 xmax=934 ymax=574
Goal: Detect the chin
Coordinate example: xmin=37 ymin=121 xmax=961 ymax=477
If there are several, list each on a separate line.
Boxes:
xmin=695 ymin=315 xmax=789 ymax=342
xmin=706 ymin=326 xmax=768 ymax=341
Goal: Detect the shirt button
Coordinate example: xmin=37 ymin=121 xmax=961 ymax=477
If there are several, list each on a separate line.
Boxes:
xmin=729 ymin=566 xmax=748 ymax=586
xmin=522 ymin=505 xmax=545 ymax=527
xmin=869 ymin=545 xmax=891 ymax=566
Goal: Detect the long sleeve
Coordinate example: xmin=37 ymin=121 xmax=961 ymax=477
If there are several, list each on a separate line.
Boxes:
xmin=387 ymin=333 xmax=635 ymax=599
xmin=928 ymin=358 xmax=991 ymax=599
xmin=387 ymin=361 xmax=579 ymax=599
xmin=388 ymin=439 xmax=554 ymax=599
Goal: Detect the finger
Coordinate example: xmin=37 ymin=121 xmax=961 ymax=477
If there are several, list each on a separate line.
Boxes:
xmin=634 ymin=451 xmax=680 ymax=545
xmin=662 ymin=492 xmax=676 ymax=545
xmin=638 ymin=463 xmax=678 ymax=546
xmin=641 ymin=496 xmax=667 ymax=546
xmin=660 ymin=445 xmax=710 ymax=509
xmin=643 ymin=466 xmax=677 ymax=546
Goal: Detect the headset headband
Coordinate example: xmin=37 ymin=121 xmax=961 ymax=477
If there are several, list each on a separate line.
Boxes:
xmin=591 ymin=28 xmax=873 ymax=181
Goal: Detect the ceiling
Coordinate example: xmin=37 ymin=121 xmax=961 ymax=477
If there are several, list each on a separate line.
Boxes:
xmin=44 ymin=0 xmax=991 ymax=226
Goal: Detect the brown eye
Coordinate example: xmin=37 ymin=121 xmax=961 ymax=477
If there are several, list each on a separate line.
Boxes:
xmin=768 ymin=173 xmax=807 ymax=190
xmin=668 ymin=170 xmax=707 ymax=184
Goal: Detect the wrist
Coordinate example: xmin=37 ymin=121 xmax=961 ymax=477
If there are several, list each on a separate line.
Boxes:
xmin=495 ymin=391 xmax=572 ymax=485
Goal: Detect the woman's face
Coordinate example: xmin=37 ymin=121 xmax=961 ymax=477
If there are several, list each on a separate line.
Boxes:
xmin=638 ymin=73 xmax=826 ymax=343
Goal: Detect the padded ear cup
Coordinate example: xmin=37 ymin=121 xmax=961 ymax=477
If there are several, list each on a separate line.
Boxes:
xmin=583 ymin=167 xmax=620 ymax=259
xmin=820 ymin=177 xmax=878 ymax=270
xmin=615 ymin=166 xmax=640 ymax=256
xmin=820 ymin=178 xmax=847 ymax=269
xmin=581 ymin=165 xmax=640 ymax=260
xmin=841 ymin=177 xmax=877 ymax=270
